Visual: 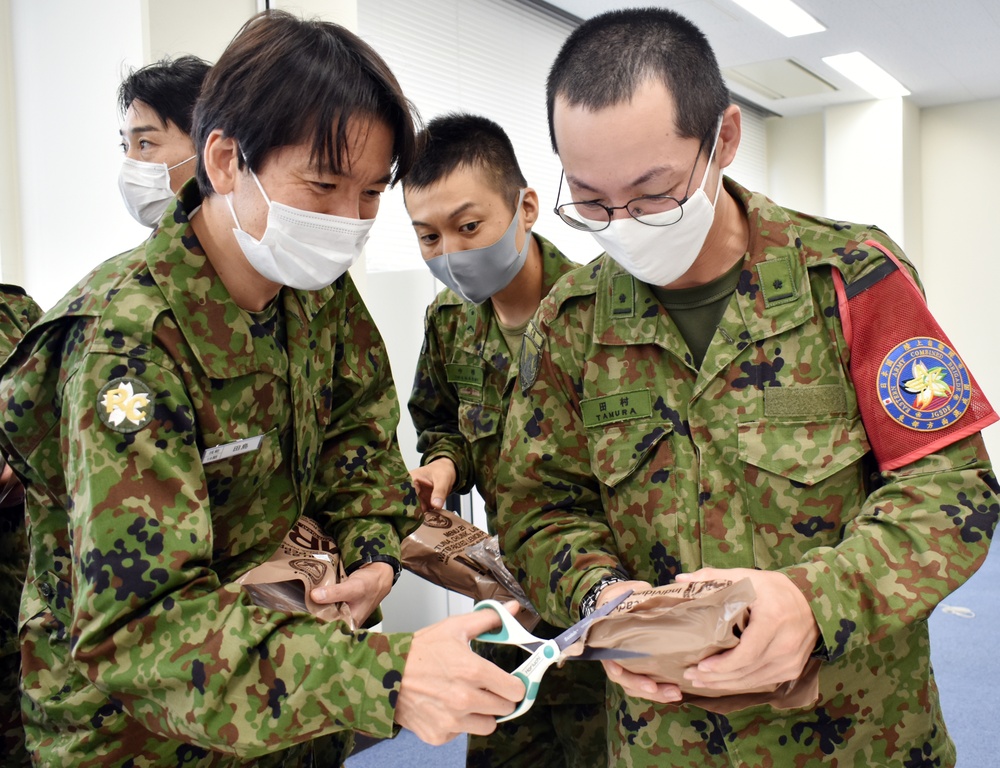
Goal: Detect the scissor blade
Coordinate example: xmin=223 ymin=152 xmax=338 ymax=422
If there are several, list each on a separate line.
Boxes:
xmin=570 ymin=647 xmax=648 ymax=661
xmin=553 ymin=588 xmax=634 ymax=653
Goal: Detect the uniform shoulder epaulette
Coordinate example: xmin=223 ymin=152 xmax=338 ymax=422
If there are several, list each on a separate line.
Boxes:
xmin=428 ymin=286 xmax=465 ymax=314
xmin=538 ymin=256 xmax=605 ymax=323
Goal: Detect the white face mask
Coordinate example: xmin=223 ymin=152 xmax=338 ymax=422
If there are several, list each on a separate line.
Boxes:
xmin=588 ymin=123 xmax=723 ymax=287
xmin=118 ymin=155 xmax=194 ymax=227
xmin=424 ymin=189 xmax=530 ymax=305
xmin=225 ymin=168 xmax=374 ymax=291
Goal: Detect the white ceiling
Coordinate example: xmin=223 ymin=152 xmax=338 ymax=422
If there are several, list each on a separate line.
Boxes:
xmin=539 ymin=0 xmax=1000 ymax=116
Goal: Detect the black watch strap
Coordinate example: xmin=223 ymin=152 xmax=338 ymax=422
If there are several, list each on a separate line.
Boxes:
xmin=579 ymin=571 xmax=629 ymax=620
xmin=346 ymin=555 xmax=402 ymax=585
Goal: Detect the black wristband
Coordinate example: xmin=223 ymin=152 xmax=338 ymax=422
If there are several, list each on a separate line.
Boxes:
xmin=346 ymin=555 xmax=402 ymax=585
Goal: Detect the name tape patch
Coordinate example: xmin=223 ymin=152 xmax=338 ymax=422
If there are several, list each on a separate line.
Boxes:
xmin=202 ymin=435 xmax=264 ymax=464
xmin=445 ymin=363 xmax=484 ymax=388
xmin=581 ymin=390 xmax=653 ymax=427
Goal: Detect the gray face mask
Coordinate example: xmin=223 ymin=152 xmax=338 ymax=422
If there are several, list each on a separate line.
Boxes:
xmin=424 ymin=189 xmax=529 ymax=305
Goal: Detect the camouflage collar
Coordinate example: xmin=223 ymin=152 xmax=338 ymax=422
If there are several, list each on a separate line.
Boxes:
xmin=593 ymin=177 xmax=816 ymax=352
xmin=146 ymin=181 xmax=335 ymax=379
xmin=456 ymin=233 xmax=577 ymax=374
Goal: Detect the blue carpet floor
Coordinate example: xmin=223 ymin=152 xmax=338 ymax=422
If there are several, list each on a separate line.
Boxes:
xmin=928 ymin=537 xmax=999 ymax=768
xmin=348 ymin=543 xmax=1000 ymax=768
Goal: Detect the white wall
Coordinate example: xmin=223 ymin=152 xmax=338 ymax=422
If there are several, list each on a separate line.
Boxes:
xmin=143 ymin=0 xmax=256 ymax=64
xmin=920 ymin=99 xmax=1000 ymax=460
xmin=0 ymin=2 xmax=24 ymax=284
xmin=7 ymin=1 xmax=146 ymax=308
xmin=765 ymin=111 xmax=824 ymax=214
xmin=824 ymin=99 xmax=908 ymax=248
xmin=767 ymin=97 xmax=1000 ymax=459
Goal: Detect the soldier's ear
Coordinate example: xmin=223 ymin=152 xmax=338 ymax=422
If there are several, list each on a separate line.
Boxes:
xmin=521 ymin=187 xmax=540 ymax=229
xmin=717 ymin=105 xmax=741 ymax=171
xmin=203 ymin=130 xmax=241 ymax=196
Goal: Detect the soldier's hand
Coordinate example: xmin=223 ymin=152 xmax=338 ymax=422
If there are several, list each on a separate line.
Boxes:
xmin=409 ymin=458 xmax=457 ymax=514
xmin=0 ymin=462 xmax=25 ymax=508
xmin=603 ymin=660 xmax=683 ymax=704
xmin=596 ymin=579 xmax=651 ymax=611
xmin=310 ymin=562 xmax=394 ymax=627
xmin=597 ymin=580 xmax=683 ymax=704
xmin=676 ymin=567 xmax=819 ymax=692
xmin=395 ymin=602 xmax=526 ymax=745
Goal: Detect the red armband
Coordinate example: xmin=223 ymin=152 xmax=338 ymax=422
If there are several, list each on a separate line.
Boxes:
xmin=832 ymin=239 xmax=997 ymax=471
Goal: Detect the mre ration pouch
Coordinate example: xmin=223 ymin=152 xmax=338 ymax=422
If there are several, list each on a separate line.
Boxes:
xmin=401 ymin=508 xmax=539 ymax=629
xmin=236 ymin=516 xmax=354 ymax=629
xmin=573 ymin=579 xmax=820 ymax=714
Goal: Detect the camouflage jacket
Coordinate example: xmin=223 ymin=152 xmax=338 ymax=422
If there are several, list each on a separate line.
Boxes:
xmin=497 ymin=178 xmax=997 ymax=767
xmin=1 ymin=285 xmax=42 ymax=660
xmin=408 ymin=235 xmax=607 ymax=709
xmin=408 ymin=233 xmax=577 ymax=524
xmin=0 ymin=183 xmax=420 ymax=766
xmin=0 ymin=285 xmax=42 ymax=360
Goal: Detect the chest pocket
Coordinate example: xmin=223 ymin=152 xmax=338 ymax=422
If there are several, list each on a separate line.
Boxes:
xmin=738 ymin=415 xmax=870 ymax=563
xmin=458 ymin=402 xmax=502 ymax=443
xmin=589 ymin=422 xmax=674 ymax=488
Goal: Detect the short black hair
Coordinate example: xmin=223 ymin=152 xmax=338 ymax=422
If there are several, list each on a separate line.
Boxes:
xmin=193 ymin=10 xmax=418 ymax=198
xmin=403 ymin=113 xmax=527 ymax=210
xmin=118 ymin=55 xmax=211 ymax=136
xmin=546 ymin=7 xmax=730 ymax=151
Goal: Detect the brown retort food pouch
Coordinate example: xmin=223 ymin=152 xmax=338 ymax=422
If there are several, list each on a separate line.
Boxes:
xmin=400 ymin=508 xmax=540 ymax=630
xmin=236 ymin=516 xmax=355 ymax=629
xmin=570 ymin=579 xmax=820 ymax=715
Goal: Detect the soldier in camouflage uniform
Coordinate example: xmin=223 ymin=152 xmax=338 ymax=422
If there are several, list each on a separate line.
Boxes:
xmin=0 ymin=285 xmax=43 ymax=767
xmin=497 ymin=8 xmax=998 ymax=767
xmin=402 ymin=114 xmax=606 ymax=767
xmin=0 ymin=12 xmax=523 ymax=766
xmin=117 ymin=55 xmax=211 ymax=228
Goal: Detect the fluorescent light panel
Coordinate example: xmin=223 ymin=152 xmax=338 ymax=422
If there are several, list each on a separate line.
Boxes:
xmin=729 ymin=0 xmax=826 ymax=37
xmin=822 ymin=52 xmax=910 ymax=99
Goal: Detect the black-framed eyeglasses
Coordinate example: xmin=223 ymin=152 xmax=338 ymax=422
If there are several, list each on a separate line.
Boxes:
xmin=552 ymin=130 xmax=710 ymax=232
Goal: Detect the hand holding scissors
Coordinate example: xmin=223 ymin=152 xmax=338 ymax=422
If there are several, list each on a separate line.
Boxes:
xmin=474 ymin=590 xmax=643 ymax=721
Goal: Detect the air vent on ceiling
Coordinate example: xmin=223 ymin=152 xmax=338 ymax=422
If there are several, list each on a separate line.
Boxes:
xmin=722 ymin=59 xmax=837 ymax=100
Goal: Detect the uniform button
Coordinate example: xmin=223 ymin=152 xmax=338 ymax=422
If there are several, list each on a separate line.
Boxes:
xmin=39 ymin=582 xmax=54 ymax=599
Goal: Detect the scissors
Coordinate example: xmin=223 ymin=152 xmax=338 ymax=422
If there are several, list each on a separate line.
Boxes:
xmin=474 ymin=590 xmax=644 ymax=722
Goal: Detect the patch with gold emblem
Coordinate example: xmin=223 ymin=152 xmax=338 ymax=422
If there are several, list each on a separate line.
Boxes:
xmin=97 ymin=377 xmax=154 ymax=433
xmin=519 ymin=320 xmax=545 ymax=395
xmin=878 ymin=337 xmax=971 ymax=431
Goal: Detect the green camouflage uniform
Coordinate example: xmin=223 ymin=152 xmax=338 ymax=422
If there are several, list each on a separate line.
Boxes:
xmin=408 ymin=234 xmax=607 ymax=767
xmin=0 ymin=285 xmax=43 ymax=767
xmin=0 ymin=182 xmax=421 ymax=767
xmin=497 ymin=178 xmax=997 ymax=768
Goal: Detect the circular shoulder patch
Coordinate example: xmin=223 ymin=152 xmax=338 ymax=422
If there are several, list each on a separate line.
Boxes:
xmin=878 ymin=337 xmax=971 ymax=431
xmin=97 ymin=377 xmax=154 ymax=433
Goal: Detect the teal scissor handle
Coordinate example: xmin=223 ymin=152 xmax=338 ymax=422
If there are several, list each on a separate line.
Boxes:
xmin=497 ymin=638 xmax=561 ymax=722
xmin=473 ymin=599 xmax=541 ymax=650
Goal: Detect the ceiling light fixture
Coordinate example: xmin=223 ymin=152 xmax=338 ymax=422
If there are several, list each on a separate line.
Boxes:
xmin=822 ymin=52 xmax=911 ymax=99
xmin=729 ymin=0 xmax=826 ymax=37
